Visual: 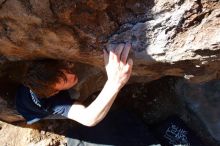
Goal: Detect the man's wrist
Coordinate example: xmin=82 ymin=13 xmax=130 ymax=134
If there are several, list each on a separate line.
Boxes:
xmin=105 ymin=80 xmax=122 ymax=92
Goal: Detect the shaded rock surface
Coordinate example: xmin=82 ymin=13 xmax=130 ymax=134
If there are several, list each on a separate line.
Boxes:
xmin=176 ymin=79 xmax=220 ymax=142
xmin=116 ymin=77 xmax=220 ymax=145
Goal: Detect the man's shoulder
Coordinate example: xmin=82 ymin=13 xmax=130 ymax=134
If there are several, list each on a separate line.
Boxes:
xmin=16 ymin=85 xmax=50 ymax=123
xmin=16 ymin=85 xmax=47 ymax=109
xmin=16 ymin=85 xmax=75 ymax=123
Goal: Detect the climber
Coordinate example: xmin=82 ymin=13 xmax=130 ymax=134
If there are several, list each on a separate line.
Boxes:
xmin=16 ymin=43 xmax=133 ymax=126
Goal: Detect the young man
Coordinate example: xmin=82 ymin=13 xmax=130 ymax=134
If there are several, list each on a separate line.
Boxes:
xmin=16 ymin=43 xmax=133 ymax=126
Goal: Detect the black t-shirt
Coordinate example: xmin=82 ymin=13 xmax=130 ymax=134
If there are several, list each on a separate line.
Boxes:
xmin=16 ymin=85 xmax=75 ymax=124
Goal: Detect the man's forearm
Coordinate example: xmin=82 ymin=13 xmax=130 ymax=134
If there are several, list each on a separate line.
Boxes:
xmin=83 ymin=80 xmax=121 ymax=126
xmin=67 ymin=80 xmax=121 ymax=126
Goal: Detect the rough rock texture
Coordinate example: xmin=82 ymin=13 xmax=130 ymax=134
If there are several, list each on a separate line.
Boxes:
xmin=0 ymin=0 xmax=219 ymax=82
xmin=0 ymin=0 xmax=220 ymax=143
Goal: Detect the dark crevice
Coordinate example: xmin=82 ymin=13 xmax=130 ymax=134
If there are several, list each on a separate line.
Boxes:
xmin=106 ymin=11 xmax=120 ymax=28
xmin=179 ymin=0 xmax=213 ymax=32
xmin=195 ymin=49 xmax=220 ymax=56
xmin=128 ymin=17 xmax=154 ymax=26
xmin=212 ymin=43 xmax=220 ymax=49
xmin=106 ymin=11 xmax=119 ymax=26
xmin=196 ymin=0 xmax=203 ymax=13
xmin=0 ymin=19 xmax=11 ymax=37
xmin=106 ymin=0 xmax=155 ymax=41
xmin=109 ymin=15 xmax=154 ymax=39
xmin=0 ymin=0 xmax=7 ymax=9
xmin=0 ymin=56 xmax=8 ymax=63
xmin=0 ymin=18 xmax=21 ymax=45
xmin=186 ymin=10 xmax=212 ymax=28
xmin=165 ymin=26 xmax=176 ymax=34
xmin=181 ymin=0 xmax=212 ymax=30
xmin=17 ymin=0 xmax=33 ymax=14
xmin=5 ymin=35 xmax=16 ymax=45
xmin=123 ymin=1 xmax=154 ymax=26
xmin=49 ymin=0 xmax=57 ymax=18
xmin=176 ymin=0 xmax=185 ymax=6
xmin=124 ymin=6 xmax=138 ymax=22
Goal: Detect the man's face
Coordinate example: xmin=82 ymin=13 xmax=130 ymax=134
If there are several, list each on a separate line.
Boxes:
xmin=52 ymin=70 xmax=78 ymax=95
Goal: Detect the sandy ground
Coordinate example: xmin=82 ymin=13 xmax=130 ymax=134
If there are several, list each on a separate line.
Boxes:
xmin=0 ymin=120 xmax=66 ymax=146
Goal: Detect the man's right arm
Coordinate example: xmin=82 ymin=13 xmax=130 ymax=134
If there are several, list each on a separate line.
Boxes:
xmin=67 ymin=43 xmax=133 ymax=126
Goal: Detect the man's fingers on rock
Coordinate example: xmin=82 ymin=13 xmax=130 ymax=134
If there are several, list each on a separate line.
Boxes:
xmin=103 ymin=49 xmax=109 ymax=65
xmin=107 ymin=44 xmax=115 ymax=61
xmin=126 ymin=58 xmax=133 ymax=70
xmin=115 ymin=44 xmax=124 ymax=61
xmin=109 ymin=50 xmax=117 ymax=62
xmin=121 ymin=43 xmax=131 ymax=64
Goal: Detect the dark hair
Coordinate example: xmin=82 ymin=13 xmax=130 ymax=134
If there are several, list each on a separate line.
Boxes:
xmin=22 ymin=59 xmax=74 ymax=98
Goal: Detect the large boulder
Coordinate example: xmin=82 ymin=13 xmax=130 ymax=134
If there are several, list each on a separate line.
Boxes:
xmin=0 ymin=0 xmax=219 ymax=82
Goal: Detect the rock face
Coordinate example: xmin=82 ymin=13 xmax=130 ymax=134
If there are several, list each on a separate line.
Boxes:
xmin=176 ymin=79 xmax=220 ymax=142
xmin=0 ymin=0 xmax=219 ymax=82
xmin=0 ymin=0 xmax=220 ymax=143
